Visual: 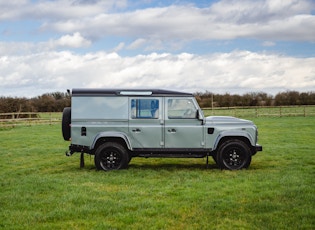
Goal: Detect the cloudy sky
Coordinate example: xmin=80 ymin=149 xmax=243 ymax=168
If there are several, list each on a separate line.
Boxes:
xmin=0 ymin=0 xmax=315 ymax=97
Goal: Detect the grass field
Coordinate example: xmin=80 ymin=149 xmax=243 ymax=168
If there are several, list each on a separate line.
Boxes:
xmin=0 ymin=117 xmax=314 ymax=229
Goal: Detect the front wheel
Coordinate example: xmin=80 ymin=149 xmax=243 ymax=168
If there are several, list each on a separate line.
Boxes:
xmin=217 ymin=139 xmax=252 ymax=170
xmin=94 ymin=142 xmax=129 ymax=171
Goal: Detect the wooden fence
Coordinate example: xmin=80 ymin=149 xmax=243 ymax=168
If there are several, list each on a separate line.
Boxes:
xmin=0 ymin=112 xmax=61 ymax=127
xmin=1 ymin=106 xmax=315 ymax=127
xmin=203 ymin=105 xmax=315 ymax=118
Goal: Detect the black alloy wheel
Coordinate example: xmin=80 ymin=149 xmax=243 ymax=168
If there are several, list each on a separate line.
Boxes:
xmin=95 ymin=142 xmax=129 ymax=171
xmin=217 ymin=139 xmax=252 ymax=170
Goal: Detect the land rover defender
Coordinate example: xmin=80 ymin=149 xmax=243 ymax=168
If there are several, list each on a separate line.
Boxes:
xmin=62 ymin=89 xmax=262 ymax=171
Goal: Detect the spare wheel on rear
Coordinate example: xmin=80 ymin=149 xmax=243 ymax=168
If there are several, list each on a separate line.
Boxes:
xmin=62 ymin=107 xmax=71 ymax=140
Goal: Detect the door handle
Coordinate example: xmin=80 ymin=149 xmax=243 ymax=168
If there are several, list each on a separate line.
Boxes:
xmin=132 ymin=128 xmax=141 ymax=132
xmin=168 ymin=128 xmax=176 ymax=133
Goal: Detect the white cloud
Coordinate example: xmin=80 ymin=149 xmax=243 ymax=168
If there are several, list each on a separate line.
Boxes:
xmin=262 ymin=41 xmax=276 ymax=47
xmin=210 ymin=0 xmax=312 ymax=23
xmin=53 ymin=32 xmax=91 ymax=48
xmin=0 ymin=50 xmax=314 ymax=97
xmin=38 ymin=0 xmax=315 ymax=45
xmin=0 ymin=0 xmax=28 ymax=20
xmin=0 ymin=33 xmax=91 ymax=55
xmin=112 ymin=42 xmax=125 ymax=52
xmin=1 ymin=0 xmax=314 ymax=53
xmin=0 ymin=0 xmax=127 ymax=21
xmin=127 ymin=38 xmax=147 ymax=50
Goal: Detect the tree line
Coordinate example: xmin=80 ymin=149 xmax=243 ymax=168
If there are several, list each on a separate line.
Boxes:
xmin=0 ymin=90 xmax=315 ymax=113
xmin=195 ymin=91 xmax=315 ymax=108
xmin=0 ymin=92 xmax=70 ymax=113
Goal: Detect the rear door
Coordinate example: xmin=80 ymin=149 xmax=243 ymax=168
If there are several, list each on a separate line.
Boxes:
xmin=128 ymin=97 xmax=163 ymax=148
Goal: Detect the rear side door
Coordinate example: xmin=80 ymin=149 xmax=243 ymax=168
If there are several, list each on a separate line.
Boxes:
xmin=164 ymin=97 xmax=204 ymax=149
xmin=128 ymin=97 xmax=163 ymax=149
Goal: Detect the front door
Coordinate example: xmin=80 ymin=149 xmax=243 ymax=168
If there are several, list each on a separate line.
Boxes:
xmin=164 ymin=97 xmax=204 ymax=149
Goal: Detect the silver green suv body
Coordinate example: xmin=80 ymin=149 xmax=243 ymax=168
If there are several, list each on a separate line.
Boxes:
xmin=62 ymin=89 xmax=262 ymax=171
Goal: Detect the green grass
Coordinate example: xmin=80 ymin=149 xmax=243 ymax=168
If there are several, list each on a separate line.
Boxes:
xmin=0 ymin=117 xmax=314 ymax=229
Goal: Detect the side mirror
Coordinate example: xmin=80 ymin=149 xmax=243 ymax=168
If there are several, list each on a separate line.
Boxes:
xmin=196 ymin=110 xmax=205 ymax=123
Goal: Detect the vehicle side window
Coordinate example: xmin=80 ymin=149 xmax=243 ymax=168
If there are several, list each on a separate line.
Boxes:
xmin=168 ymin=99 xmax=197 ymax=119
xmin=131 ymin=99 xmax=159 ymax=119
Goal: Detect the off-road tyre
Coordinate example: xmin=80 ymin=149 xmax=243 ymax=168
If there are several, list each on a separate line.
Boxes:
xmin=217 ymin=139 xmax=252 ymax=170
xmin=62 ymin=107 xmax=71 ymax=141
xmin=94 ymin=142 xmax=129 ymax=171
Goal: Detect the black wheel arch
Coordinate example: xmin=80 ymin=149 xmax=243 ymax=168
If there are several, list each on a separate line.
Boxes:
xmin=92 ymin=137 xmax=130 ymax=154
xmin=216 ymin=136 xmax=253 ymax=154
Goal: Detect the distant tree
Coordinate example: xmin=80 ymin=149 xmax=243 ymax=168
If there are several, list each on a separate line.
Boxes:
xmin=242 ymin=93 xmax=257 ymax=106
xmin=195 ymin=91 xmax=214 ymax=107
xmin=242 ymin=92 xmax=273 ymax=106
xmin=275 ymin=91 xmax=301 ymax=106
xmin=288 ymin=91 xmax=300 ymax=105
xmin=0 ymin=97 xmax=32 ymax=113
xmin=309 ymin=92 xmax=315 ymax=105
xmin=233 ymin=94 xmax=243 ymax=106
xmin=32 ymin=94 xmax=54 ymax=112
xmin=299 ymin=92 xmax=315 ymax=105
xmin=219 ymin=93 xmax=233 ymax=107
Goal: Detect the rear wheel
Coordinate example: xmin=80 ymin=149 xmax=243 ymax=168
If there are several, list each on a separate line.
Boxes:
xmin=217 ymin=139 xmax=252 ymax=170
xmin=94 ymin=142 xmax=129 ymax=171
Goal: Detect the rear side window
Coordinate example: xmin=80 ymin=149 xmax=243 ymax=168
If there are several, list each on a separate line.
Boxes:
xmin=72 ymin=97 xmax=128 ymax=119
xmin=131 ymin=99 xmax=159 ymax=119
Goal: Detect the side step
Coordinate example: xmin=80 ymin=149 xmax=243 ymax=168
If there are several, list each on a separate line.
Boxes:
xmin=137 ymin=153 xmax=207 ymax=158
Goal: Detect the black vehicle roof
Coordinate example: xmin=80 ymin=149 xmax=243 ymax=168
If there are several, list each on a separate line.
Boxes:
xmin=71 ymin=88 xmax=193 ymax=97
